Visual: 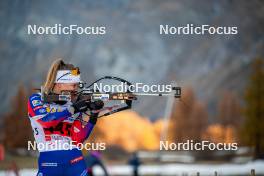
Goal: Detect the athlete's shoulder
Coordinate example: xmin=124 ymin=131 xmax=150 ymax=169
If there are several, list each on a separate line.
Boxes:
xmin=29 ymin=93 xmax=41 ymax=101
xmin=28 ymin=93 xmax=43 ymax=108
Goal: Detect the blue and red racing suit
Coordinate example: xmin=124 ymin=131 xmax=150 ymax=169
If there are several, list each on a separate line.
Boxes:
xmin=28 ymin=93 xmax=95 ymax=176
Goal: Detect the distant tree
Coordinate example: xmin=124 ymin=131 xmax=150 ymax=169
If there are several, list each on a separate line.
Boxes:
xmin=3 ymin=85 xmax=33 ymax=149
xmin=169 ymin=87 xmax=208 ymax=143
xmin=203 ymin=124 xmax=236 ymax=144
xmin=189 ymin=101 xmax=208 ymax=141
xmin=169 ymin=88 xmax=194 ymax=142
xmin=241 ymin=58 xmax=264 ymax=159
xmin=217 ymin=91 xmax=241 ymax=127
xmin=216 ymin=91 xmax=242 ymax=143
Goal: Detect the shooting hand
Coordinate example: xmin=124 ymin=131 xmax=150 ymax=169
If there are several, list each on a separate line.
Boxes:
xmin=87 ymin=100 xmax=104 ymax=124
xmin=72 ymin=99 xmax=89 ymax=113
xmin=88 ymin=100 xmax=104 ymax=110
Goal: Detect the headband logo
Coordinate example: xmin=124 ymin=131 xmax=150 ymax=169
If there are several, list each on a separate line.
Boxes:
xmin=55 ymin=69 xmax=81 ymax=83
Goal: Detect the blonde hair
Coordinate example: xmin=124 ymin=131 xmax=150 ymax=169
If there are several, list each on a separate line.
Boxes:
xmin=42 ymin=59 xmax=76 ymax=94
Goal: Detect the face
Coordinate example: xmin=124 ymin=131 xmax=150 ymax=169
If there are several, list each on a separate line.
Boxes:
xmin=53 ymin=83 xmax=79 ymax=94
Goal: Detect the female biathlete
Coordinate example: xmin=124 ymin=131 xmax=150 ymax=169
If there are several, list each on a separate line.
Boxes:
xmin=28 ymin=59 xmax=103 ymax=176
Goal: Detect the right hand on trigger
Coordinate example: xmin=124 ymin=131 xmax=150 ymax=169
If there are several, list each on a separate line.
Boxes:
xmin=72 ymin=100 xmax=89 ymax=113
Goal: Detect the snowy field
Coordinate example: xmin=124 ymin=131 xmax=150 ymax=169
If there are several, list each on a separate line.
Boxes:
xmin=1 ymin=160 xmax=264 ymax=176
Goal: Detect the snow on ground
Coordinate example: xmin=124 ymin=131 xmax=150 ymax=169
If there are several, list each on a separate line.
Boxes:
xmin=1 ymin=160 xmax=264 ymax=176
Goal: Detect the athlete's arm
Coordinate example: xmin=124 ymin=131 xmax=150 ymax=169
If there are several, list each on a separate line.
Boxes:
xmin=28 ymin=93 xmax=72 ymax=128
xmin=71 ymin=115 xmax=97 ymax=144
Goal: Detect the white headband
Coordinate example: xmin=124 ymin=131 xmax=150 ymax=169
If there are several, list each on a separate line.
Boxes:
xmin=55 ymin=70 xmax=81 ymax=83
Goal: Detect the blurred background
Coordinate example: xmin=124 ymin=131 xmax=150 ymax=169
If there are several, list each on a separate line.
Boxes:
xmin=0 ymin=0 xmax=264 ymax=175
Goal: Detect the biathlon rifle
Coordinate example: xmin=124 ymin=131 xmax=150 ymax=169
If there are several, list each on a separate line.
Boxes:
xmin=41 ymin=76 xmax=181 ymax=118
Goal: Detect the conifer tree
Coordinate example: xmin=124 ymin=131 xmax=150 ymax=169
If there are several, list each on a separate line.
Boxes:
xmin=242 ymin=58 xmax=264 ymax=159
